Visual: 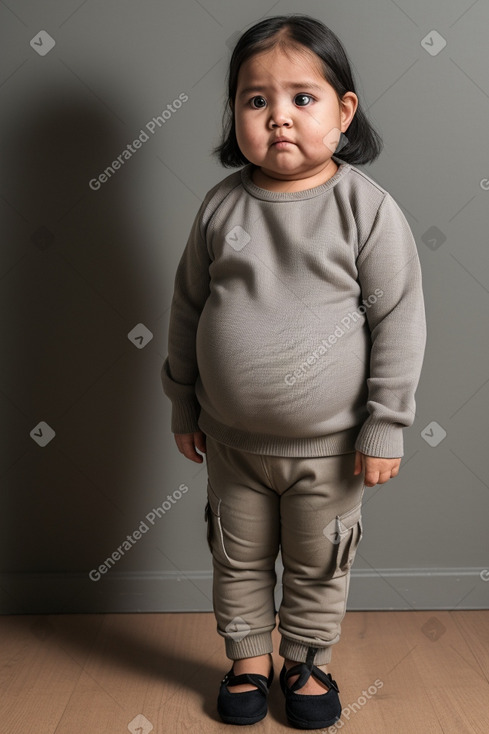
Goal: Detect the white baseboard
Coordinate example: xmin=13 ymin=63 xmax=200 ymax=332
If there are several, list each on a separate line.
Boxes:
xmin=1 ymin=567 xmax=487 ymax=613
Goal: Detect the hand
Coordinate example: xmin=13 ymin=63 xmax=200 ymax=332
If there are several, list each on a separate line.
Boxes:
xmin=354 ymin=451 xmax=401 ymax=487
xmin=174 ymin=431 xmax=207 ymax=463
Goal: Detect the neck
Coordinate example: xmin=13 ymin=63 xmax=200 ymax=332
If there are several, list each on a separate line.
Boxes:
xmin=251 ymin=160 xmax=339 ymax=192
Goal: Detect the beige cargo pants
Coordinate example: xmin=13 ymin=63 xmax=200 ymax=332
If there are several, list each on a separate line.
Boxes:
xmin=204 ymin=435 xmax=365 ymax=666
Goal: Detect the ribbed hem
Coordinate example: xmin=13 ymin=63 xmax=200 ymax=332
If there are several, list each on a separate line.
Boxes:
xmin=198 ymin=411 xmax=360 ymax=457
xmin=354 ymin=419 xmax=404 ymax=458
xmin=279 ymin=637 xmax=333 ymax=665
xmin=223 ymin=632 xmax=273 ymax=660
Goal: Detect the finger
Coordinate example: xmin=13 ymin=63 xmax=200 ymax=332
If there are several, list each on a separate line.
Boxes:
xmin=195 ymin=431 xmax=207 ymax=454
xmin=378 ymin=466 xmax=400 ymax=483
xmin=353 ymin=451 xmax=363 ymax=475
xmin=176 ymin=435 xmax=203 ymax=463
xmin=187 ymin=440 xmax=204 ymax=463
xmin=364 ymin=470 xmax=379 ymax=487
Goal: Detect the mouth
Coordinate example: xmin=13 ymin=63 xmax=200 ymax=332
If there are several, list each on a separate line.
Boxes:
xmin=271 ymin=137 xmax=295 ymax=148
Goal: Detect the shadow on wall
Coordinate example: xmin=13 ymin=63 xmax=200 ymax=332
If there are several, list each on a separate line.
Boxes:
xmin=0 ymin=82 xmax=168 ymax=613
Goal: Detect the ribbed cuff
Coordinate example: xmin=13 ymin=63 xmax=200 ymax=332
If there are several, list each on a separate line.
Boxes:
xmin=223 ymin=632 xmax=273 ymax=661
xmin=279 ymin=637 xmax=333 ymax=665
xmin=170 ymin=398 xmax=200 ymax=434
xmin=354 ymin=419 xmax=404 ymax=458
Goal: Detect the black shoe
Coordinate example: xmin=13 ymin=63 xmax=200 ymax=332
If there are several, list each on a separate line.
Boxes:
xmin=279 ymin=662 xmax=341 ymax=730
xmin=217 ymin=655 xmax=274 ymax=725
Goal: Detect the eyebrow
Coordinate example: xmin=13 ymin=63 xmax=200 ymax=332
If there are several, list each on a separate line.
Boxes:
xmin=238 ymin=81 xmax=325 ymax=98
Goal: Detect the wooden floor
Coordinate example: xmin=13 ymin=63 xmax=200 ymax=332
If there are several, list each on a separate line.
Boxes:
xmin=1 ymin=610 xmax=488 ymax=733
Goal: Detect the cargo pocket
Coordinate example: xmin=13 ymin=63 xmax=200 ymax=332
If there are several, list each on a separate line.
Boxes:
xmin=332 ymin=501 xmax=363 ymax=577
xmin=204 ymin=481 xmax=232 ymax=564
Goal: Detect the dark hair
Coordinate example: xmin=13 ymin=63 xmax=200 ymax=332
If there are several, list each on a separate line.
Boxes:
xmin=212 ymin=14 xmax=383 ymax=167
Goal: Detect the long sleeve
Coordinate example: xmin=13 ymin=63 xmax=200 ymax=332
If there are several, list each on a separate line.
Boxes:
xmin=161 ymin=201 xmax=211 ymax=434
xmin=354 ymin=193 xmax=427 ymax=458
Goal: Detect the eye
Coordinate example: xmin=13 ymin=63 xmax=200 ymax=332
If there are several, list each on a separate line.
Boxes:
xmin=250 ymin=95 xmax=267 ymax=109
xmin=294 ymin=93 xmax=313 ymax=106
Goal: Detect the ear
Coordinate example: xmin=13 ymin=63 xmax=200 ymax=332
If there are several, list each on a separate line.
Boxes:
xmin=340 ymin=92 xmax=358 ymax=131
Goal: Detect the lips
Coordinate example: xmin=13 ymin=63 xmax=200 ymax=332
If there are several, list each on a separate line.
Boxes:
xmin=271 ymin=137 xmax=294 ymax=145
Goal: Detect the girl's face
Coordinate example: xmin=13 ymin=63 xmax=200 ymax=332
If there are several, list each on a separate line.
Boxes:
xmin=234 ymin=45 xmax=358 ymax=189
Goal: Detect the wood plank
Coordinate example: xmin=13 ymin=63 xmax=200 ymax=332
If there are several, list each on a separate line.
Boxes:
xmin=413 ymin=610 xmax=489 ymax=734
xmin=451 ymin=609 xmax=489 ymax=679
xmin=0 ymin=614 xmax=103 ymax=734
xmin=329 ymin=611 xmax=444 ymax=733
xmin=1 ymin=611 xmax=488 ymax=733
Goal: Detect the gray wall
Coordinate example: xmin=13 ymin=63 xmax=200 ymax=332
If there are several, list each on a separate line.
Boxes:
xmin=1 ymin=0 xmax=488 ymax=614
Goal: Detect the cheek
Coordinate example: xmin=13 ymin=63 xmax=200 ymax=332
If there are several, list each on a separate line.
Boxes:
xmin=234 ymin=116 xmax=245 ymax=141
xmin=322 ymin=126 xmax=342 ymax=152
xmin=234 ymin=115 xmax=246 ymax=145
xmin=302 ymin=115 xmax=340 ymax=152
xmin=302 ymin=104 xmax=339 ymax=133
xmin=235 ymin=116 xmax=260 ymax=149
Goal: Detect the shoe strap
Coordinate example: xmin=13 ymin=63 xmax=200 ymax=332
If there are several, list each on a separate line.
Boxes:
xmin=222 ymin=669 xmax=273 ymax=696
xmin=285 ymin=663 xmax=339 ymax=694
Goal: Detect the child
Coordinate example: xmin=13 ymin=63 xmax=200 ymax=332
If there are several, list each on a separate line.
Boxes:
xmin=162 ymin=13 xmax=426 ymax=730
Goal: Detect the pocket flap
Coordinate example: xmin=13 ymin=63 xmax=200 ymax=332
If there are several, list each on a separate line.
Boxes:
xmin=337 ymin=501 xmax=362 ymax=532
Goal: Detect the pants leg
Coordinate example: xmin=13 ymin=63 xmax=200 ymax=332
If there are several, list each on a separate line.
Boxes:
xmin=204 ymin=435 xmax=280 ymax=661
xmin=276 ymin=450 xmax=364 ymax=665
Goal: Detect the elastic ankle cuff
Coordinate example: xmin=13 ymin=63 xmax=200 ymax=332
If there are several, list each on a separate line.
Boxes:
xmin=279 ymin=638 xmax=333 ymax=665
xmin=224 ymin=632 xmax=273 ymax=660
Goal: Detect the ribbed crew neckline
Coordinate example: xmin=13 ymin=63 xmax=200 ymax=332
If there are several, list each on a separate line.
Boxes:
xmin=240 ymin=155 xmax=350 ymax=201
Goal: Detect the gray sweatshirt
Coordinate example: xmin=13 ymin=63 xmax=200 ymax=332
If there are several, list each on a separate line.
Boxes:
xmin=161 ymin=156 xmax=426 ymax=458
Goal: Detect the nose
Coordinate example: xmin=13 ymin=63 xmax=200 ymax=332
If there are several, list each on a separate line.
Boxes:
xmin=268 ymin=100 xmax=293 ymax=128
xmin=271 ymin=118 xmax=291 ymax=128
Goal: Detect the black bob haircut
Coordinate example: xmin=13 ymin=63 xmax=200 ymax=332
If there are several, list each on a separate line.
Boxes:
xmin=212 ymin=14 xmax=383 ymax=167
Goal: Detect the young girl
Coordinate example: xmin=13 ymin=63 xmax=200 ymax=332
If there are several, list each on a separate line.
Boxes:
xmin=162 ymin=14 xmax=426 ymax=730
